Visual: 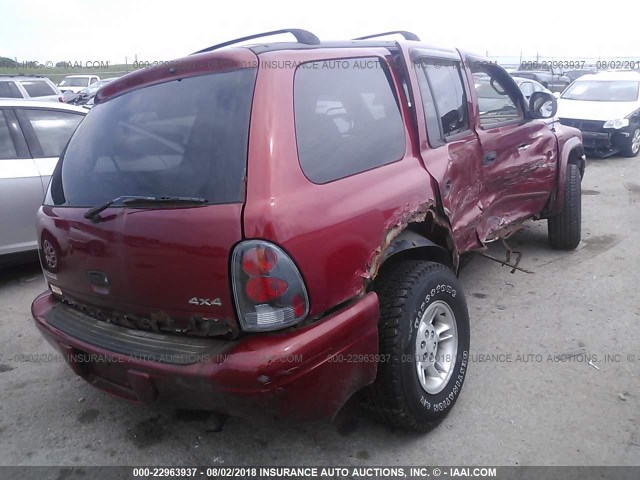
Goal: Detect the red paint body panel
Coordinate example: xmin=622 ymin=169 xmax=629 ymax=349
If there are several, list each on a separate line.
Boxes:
xmin=33 ymin=291 xmax=379 ymax=421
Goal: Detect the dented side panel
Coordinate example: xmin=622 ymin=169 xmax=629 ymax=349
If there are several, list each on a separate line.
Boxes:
xmin=401 ymin=46 xmax=485 ymax=254
xmin=473 ymin=120 xmax=558 ymax=242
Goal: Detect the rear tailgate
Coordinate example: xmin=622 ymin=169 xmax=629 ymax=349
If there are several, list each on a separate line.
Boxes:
xmin=38 ymin=51 xmax=259 ymax=338
xmin=40 ymin=204 xmax=242 ymax=337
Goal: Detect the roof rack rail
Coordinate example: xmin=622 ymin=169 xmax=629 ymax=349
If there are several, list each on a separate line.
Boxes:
xmin=353 ymin=31 xmax=420 ymax=41
xmin=192 ymin=29 xmax=321 ymax=55
xmin=0 ymin=74 xmax=45 ymax=78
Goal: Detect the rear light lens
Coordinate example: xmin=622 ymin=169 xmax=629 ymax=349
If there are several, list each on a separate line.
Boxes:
xmin=231 ymin=240 xmax=309 ymax=332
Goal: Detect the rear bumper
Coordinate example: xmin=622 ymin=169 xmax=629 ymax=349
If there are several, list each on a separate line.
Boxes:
xmin=32 ymin=291 xmax=379 ymax=422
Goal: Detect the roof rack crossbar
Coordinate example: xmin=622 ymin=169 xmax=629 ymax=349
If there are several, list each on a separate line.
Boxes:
xmin=353 ymin=31 xmax=420 ymax=41
xmin=0 ymin=74 xmax=45 ymax=78
xmin=192 ymin=29 xmax=320 ymax=55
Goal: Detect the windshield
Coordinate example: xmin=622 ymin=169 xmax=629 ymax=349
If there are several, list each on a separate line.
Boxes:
xmin=59 ymin=77 xmax=90 ymax=87
xmin=561 ymin=80 xmax=640 ymax=101
xmin=46 ymin=68 xmax=257 ymax=207
xmin=475 ymin=81 xmax=505 ymax=99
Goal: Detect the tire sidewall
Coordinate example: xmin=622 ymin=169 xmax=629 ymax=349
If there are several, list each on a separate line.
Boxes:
xmin=399 ymin=268 xmax=470 ymax=422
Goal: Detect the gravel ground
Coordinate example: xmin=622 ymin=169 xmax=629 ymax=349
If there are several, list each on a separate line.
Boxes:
xmin=0 ymin=154 xmax=638 ymax=468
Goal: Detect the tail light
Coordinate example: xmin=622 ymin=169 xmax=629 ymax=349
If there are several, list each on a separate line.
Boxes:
xmin=231 ymin=240 xmax=309 ymax=332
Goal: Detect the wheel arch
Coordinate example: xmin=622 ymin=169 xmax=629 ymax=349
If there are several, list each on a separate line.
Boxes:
xmin=548 ymin=136 xmax=585 ymax=216
xmin=372 ymin=212 xmax=457 ymax=285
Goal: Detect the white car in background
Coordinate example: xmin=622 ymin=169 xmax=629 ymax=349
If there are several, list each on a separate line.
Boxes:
xmin=0 ymin=75 xmax=63 ymax=102
xmin=0 ymin=100 xmax=86 ymax=265
xmin=512 ymin=76 xmax=552 ymax=101
xmin=475 ymin=75 xmax=552 ymax=115
xmin=557 ymin=71 xmax=640 ymax=157
xmin=57 ymin=74 xmax=100 ymax=94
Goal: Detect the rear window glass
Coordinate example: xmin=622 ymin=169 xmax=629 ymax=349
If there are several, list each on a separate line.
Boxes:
xmin=47 ymin=69 xmax=257 ymax=207
xmin=59 ymin=77 xmax=90 ymax=87
xmin=21 ymin=80 xmax=56 ymax=97
xmin=0 ymin=81 xmax=22 ymax=98
xmin=294 ymin=57 xmax=405 ymax=184
xmin=423 ymin=60 xmax=470 ymax=136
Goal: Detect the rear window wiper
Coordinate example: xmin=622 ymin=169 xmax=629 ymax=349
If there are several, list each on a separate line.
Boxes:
xmin=84 ymin=195 xmax=208 ymax=223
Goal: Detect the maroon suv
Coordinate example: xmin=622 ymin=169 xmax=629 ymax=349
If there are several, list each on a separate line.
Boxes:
xmin=31 ymin=29 xmax=585 ymax=431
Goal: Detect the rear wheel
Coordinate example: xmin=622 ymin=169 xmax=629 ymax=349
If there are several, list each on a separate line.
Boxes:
xmin=367 ymin=260 xmax=470 ymax=432
xmin=548 ymin=163 xmax=581 ymax=250
xmin=621 ymin=127 xmax=640 ymax=158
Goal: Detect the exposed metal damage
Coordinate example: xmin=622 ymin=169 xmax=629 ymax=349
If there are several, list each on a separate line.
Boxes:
xmin=361 ymin=201 xmax=459 ymax=284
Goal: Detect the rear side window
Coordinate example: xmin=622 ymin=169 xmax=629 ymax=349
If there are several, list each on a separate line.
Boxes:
xmin=0 ymin=111 xmax=18 ymax=159
xmin=294 ymin=57 xmax=405 ymax=184
xmin=20 ymin=80 xmax=56 ymax=97
xmin=24 ymin=110 xmax=83 ymax=157
xmin=0 ymin=81 xmax=22 ymax=98
xmin=419 ymin=59 xmax=470 ymax=137
xmin=414 ymin=63 xmax=445 ymax=147
xmin=47 ymin=69 xmax=257 ymax=207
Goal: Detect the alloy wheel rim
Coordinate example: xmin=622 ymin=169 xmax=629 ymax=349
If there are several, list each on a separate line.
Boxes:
xmin=414 ymin=300 xmax=458 ymax=394
xmin=632 ymin=129 xmax=640 ymax=155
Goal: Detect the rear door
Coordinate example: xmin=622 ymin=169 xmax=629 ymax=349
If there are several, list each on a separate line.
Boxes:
xmin=15 ymin=108 xmax=84 ymax=190
xmin=0 ymin=109 xmax=44 ymax=255
xmin=465 ymin=58 xmax=558 ymax=241
xmin=404 ymin=49 xmax=485 ymax=252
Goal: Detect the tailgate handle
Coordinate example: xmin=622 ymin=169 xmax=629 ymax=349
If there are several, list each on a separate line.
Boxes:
xmin=482 ymin=151 xmax=497 ymax=165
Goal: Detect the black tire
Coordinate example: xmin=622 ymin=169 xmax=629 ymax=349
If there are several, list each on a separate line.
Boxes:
xmin=621 ymin=127 xmax=640 ymax=158
xmin=366 ymin=260 xmax=470 ymax=432
xmin=548 ymin=163 xmax=581 ymax=250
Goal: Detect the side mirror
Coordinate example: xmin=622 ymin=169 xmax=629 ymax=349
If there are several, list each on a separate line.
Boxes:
xmin=529 ymin=91 xmax=558 ymax=119
xmin=553 ymin=92 xmax=561 ymax=99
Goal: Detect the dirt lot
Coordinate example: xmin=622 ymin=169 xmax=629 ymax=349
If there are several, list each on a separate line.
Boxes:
xmin=0 ymin=154 xmax=638 ymax=467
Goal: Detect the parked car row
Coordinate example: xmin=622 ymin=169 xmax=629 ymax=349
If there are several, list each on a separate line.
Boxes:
xmin=1 ymin=74 xmax=115 ymax=109
xmin=0 ymin=75 xmax=62 ymax=102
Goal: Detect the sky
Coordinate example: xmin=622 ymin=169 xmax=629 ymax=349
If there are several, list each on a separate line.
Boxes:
xmin=1 ymin=0 xmax=639 ymax=64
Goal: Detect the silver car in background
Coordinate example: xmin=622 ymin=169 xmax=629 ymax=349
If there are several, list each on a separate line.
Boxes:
xmin=0 ymin=75 xmax=63 ymax=102
xmin=0 ymin=100 xmax=86 ymax=264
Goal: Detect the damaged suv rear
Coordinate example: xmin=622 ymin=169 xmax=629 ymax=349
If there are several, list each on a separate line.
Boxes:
xmin=32 ymin=29 xmax=585 ymax=431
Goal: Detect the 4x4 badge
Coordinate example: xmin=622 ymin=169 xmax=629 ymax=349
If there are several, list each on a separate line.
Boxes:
xmin=188 ymin=297 xmax=222 ymax=307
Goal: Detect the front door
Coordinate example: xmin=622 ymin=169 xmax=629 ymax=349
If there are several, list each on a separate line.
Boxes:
xmin=464 ymin=58 xmax=558 ymax=241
